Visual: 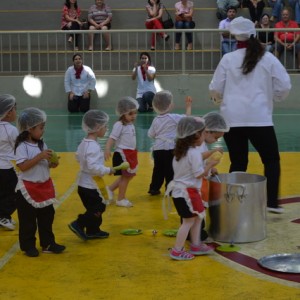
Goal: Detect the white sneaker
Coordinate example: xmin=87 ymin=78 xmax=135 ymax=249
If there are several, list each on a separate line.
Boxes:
xmin=106 ymin=186 xmax=114 ymax=201
xmin=0 ymin=218 xmax=15 ymax=230
xmin=267 ymin=206 xmax=284 ymax=214
xmin=116 ymin=199 xmax=133 ymax=207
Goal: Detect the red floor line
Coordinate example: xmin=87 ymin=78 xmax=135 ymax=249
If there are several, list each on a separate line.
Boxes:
xmin=280 ymin=197 xmax=300 ymax=204
xmin=212 ymin=243 xmax=300 ymax=283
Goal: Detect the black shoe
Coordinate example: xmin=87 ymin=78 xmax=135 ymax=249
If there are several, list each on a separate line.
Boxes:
xmin=25 ymin=248 xmax=39 ymax=257
xmin=86 ymin=230 xmax=109 ymax=239
xmin=68 ymin=221 xmax=87 ymax=241
xmin=148 ymin=190 xmax=161 ymax=196
xmin=164 ymin=34 xmax=170 ymax=41
xmin=42 ymin=243 xmax=66 ymax=254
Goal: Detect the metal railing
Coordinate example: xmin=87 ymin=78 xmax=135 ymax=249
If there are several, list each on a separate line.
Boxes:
xmin=0 ymin=28 xmax=299 ymax=74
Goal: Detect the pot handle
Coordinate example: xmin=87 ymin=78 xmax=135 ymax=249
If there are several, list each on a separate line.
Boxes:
xmin=225 ymin=184 xmax=247 ymax=203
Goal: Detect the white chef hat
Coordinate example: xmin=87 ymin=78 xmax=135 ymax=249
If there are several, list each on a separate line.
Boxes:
xmin=229 ymin=17 xmax=256 ymax=41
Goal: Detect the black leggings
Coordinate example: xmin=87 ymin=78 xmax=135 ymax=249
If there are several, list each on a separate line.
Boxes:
xmin=224 ymin=126 xmax=280 ymax=208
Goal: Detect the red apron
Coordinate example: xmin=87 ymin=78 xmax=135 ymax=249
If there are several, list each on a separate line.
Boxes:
xmin=186 ymin=187 xmax=205 ymax=218
xmin=20 ymin=178 xmax=56 ymax=208
xmin=120 ymin=149 xmax=138 ymax=176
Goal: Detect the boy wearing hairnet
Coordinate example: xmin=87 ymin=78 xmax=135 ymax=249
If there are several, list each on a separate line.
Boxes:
xmin=147 ymin=91 xmax=192 ymax=196
xmin=69 ymin=110 xmax=115 ymax=241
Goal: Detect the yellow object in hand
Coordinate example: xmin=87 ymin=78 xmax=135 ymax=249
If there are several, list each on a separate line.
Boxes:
xmin=113 ymin=161 xmax=130 ymax=171
xmin=208 ymin=151 xmax=223 ymax=163
xmin=49 ymin=150 xmax=60 ymax=164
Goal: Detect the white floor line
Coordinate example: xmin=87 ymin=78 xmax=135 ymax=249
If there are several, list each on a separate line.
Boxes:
xmin=0 ymin=182 xmax=77 ymax=270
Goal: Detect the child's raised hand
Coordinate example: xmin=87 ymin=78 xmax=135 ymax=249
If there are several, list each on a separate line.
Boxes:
xmin=185 ymin=96 xmax=192 ymax=115
xmin=185 ymin=96 xmax=192 ymax=105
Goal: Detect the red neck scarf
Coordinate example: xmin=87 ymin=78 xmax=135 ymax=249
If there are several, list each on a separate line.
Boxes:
xmin=141 ymin=64 xmax=149 ymax=81
xmin=237 ymin=41 xmax=248 ymax=49
xmin=75 ymin=66 xmax=83 ymax=79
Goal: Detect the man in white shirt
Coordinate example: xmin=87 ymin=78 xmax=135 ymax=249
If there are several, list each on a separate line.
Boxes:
xmin=219 ymin=6 xmax=237 ymax=56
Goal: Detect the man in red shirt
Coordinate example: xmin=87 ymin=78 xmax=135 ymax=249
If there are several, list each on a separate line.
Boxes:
xmin=274 ymin=8 xmax=300 ymax=69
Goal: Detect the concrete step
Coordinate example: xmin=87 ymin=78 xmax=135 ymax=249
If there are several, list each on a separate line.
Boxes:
xmin=0 ymin=7 xmax=272 ymax=30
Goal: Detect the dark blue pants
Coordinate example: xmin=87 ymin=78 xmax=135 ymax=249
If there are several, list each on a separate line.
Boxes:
xmin=68 ymin=95 xmax=90 ymax=113
xmin=77 ymin=186 xmax=106 ymax=235
xmin=149 ymin=149 xmax=174 ymax=192
xmin=17 ymin=191 xmax=55 ymax=251
xmin=137 ymin=91 xmax=155 ymax=112
xmin=0 ymin=168 xmax=17 ymax=219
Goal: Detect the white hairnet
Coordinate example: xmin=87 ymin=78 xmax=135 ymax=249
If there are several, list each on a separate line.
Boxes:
xmin=229 ymin=16 xmax=256 ymax=41
xmin=152 ymin=90 xmax=173 ymax=114
xmin=82 ymin=110 xmax=109 ymax=133
xmin=0 ymin=94 xmax=16 ymax=120
xmin=203 ymin=112 xmax=229 ymax=132
xmin=177 ymin=116 xmax=205 ymax=139
xmin=116 ymin=97 xmax=139 ymax=116
xmin=18 ymin=107 xmax=47 ymax=132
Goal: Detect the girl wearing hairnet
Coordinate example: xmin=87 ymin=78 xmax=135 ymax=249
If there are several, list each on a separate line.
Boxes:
xmin=0 ymin=94 xmax=18 ymax=230
xmin=14 ymin=107 xmax=65 ymax=257
xmin=105 ymin=97 xmax=139 ymax=207
xmin=209 ymin=17 xmax=291 ymax=214
xmin=166 ymin=117 xmax=218 ymax=260
xmin=68 ymin=110 xmax=115 ymax=241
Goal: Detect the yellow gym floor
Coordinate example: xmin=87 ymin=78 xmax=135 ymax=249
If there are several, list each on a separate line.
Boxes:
xmin=0 ymin=152 xmax=300 ymax=299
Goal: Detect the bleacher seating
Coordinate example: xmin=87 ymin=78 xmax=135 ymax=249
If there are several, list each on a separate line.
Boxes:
xmin=0 ymin=0 xmax=282 ymax=74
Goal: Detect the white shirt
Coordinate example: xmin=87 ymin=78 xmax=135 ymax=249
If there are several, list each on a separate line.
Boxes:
xmin=76 ymin=138 xmax=111 ymax=189
xmin=172 ymin=147 xmax=205 ymax=198
xmin=148 ymin=113 xmax=185 ymax=150
xmin=175 ymin=1 xmax=194 ymax=14
xmin=209 ymin=49 xmax=291 ymax=127
xmin=135 ymin=65 xmax=156 ymax=98
xmin=219 ymin=18 xmax=235 ymax=42
xmin=0 ymin=121 xmax=18 ymax=169
xmin=15 ymin=141 xmax=50 ymax=182
xmin=64 ymin=65 xmax=96 ymax=96
xmin=109 ymin=121 xmax=136 ymax=151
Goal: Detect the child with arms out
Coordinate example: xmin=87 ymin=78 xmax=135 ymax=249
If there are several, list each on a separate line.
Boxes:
xmin=147 ymin=90 xmax=192 ymax=195
xmin=167 ymin=116 xmax=218 ymax=260
xmin=0 ymin=94 xmax=18 ymax=230
xmin=15 ymin=108 xmax=65 ymax=257
xmin=68 ymin=110 xmax=115 ymax=241
xmin=105 ymin=97 xmax=139 ymax=207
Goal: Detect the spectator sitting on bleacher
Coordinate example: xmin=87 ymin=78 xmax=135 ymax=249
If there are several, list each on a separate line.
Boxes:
xmin=274 ymin=8 xmax=300 ymax=68
xmin=257 ymin=13 xmax=275 ymax=52
xmin=216 ymin=0 xmax=240 ymax=20
xmin=145 ymin=0 xmax=170 ymax=51
xmin=88 ymin=0 xmax=112 ymax=51
xmin=244 ymin=0 xmax=265 ymax=25
xmin=61 ymin=0 xmax=83 ymax=51
xmin=174 ymin=0 xmax=195 ymax=50
xmin=219 ymin=6 xmax=237 ymax=56
xmin=268 ymin=0 xmax=284 ymax=22
xmin=64 ymin=54 xmax=96 ymax=113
